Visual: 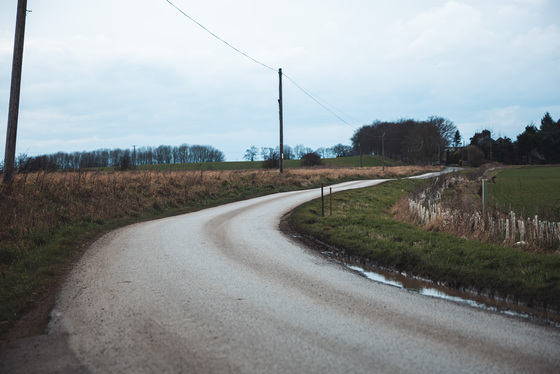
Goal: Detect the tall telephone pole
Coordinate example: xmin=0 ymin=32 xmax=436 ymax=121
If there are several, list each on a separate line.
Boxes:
xmin=3 ymin=0 xmax=28 ymax=183
xmin=382 ymin=131 xmax=385 ymax=171
xmin=278 ymin=68 xmax=284 ymax=174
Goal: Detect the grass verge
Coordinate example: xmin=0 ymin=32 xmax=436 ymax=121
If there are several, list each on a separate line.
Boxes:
xmin=290 ymin=178 xmax=560 ymax=311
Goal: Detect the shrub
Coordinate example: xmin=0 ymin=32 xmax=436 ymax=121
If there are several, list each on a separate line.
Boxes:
xmin=465 ymin=145 xmax=486 ymax=167
xmin=301 ymin=152 xmax=323 ymax=167
xmin=262 ymin=152 xmax=280 ymax=169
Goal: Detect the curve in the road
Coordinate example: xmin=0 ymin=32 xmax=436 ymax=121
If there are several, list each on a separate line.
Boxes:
xmin=1 ymin=177 xmax=559 ymax=373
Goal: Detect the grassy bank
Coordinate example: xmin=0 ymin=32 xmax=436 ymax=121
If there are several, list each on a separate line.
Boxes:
xmin=290 ymin=178 xmax=560 ymax=310
xmin=0 ymin=165 xmax=432 ymax=339
xmin=393 ymin=166 xmax=559 ymax=252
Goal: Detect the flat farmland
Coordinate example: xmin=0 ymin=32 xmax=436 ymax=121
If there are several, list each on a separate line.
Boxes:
xmin=488 ymin=165 xmax=560 ymax=221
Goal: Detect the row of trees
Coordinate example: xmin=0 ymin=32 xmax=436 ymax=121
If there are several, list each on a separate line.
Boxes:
xmin=349 ymin=113 xmax=559 ymax=167
xmin=7 ymin=112 xmax=555 ymax=173
xmin=244 ymin=143 xmax=354 ymax=162
xmin=465 ymin=112 xmax=560 ymax=166
xmin=15 ymin=144 xmax=226 ymax=172
xmin=6 ymin=141 xmax=355 ymax=173
xmin=350 ymin=116 xmax=457 ymax=164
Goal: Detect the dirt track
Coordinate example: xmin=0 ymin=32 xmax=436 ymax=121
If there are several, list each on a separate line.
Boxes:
xmin=1 ymin=178 xmax=559 ymax=373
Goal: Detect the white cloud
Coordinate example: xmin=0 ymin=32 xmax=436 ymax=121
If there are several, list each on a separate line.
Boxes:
xmin=514 ymin=0 xmax=548 ymax=6
xmin=386 ymin=1 xmax=489 ymax=60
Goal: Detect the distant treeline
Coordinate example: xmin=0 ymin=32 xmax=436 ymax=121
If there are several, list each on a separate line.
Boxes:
xmin=14 ymin=144 xmax=226 ymax=171
xmin=484 ymin=112 xmax=560 ymax=165
xmin=245 ymin=143 xmax=354 ymax=162
xmin=350 ymin=113 xmax=560 ymax=166
xmin=8 ymin=113 xmax=558 ymax=172
xmin=460 ymin=112 xmax=559 ymax=166
xmin=350 ymin=116 xmax=457 ymax=164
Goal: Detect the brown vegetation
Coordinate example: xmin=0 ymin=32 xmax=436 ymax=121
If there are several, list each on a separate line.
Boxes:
xmin=392 ymin=170 xmax=560 ymax=254
xmin=0 ymin=165 xmax=437 ymax=341
xmin=0 ymin=166 xmax=435 ymax=272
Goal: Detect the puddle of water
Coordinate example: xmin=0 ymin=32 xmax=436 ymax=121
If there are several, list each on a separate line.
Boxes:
xmin=341 ymin=260 xmax=560 ymax=328
xmin=283 ymin=215 xmax=560 ymax=328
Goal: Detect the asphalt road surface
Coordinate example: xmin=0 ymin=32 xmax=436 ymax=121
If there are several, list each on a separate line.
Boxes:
xmin=1 ymin=178 xmax=559 ymax=373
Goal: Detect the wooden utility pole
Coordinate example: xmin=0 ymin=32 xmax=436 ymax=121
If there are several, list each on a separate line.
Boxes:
xmin=278 ymin=68 xmax=284 ymax=174
xmin=381 ymin=131 xmax=385 ymax=171
xmin=3 ymin=0 xmax=28 ymax=183
xmin=359 ymin=141 xmax=362 ymax=167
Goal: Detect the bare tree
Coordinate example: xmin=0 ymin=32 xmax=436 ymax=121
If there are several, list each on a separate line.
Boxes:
xmin=178 ymin=144 xmax=189 ymax=163
xmin=244 ymin=146 xmax=258 ymax=161
xmin=330 ymin=144 xmax=353 ymax=157
xmin=293 ymin=144 xmax=306 ymax=159
xmin=283 ymin=145 xmax=294 ymax=160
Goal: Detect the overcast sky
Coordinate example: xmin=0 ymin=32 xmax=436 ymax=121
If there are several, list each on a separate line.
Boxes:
xmin=1 ymin=0 xmax=559 ymax=161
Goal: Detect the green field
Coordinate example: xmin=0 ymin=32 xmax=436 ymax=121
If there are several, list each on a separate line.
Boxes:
xmin=291 ymin=178 xmax=560 ymax=310
xmin=323 ymin=155 xmax=402 ymax=168
xmin=488 ymin=166 xmax=560 ymax=221
xmin=103 ymin=155 xmax=400 ymax=171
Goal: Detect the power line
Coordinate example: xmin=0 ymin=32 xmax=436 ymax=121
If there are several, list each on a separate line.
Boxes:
xmin=311 ymin=93 xmax=365 ymax=127
xmin=164 ymin=0 xmax=275 ymax=72
xmin=163 ymin=0 xmax=366 ymax=132
xmin=282 ymin=73 xmax=364 ymax=130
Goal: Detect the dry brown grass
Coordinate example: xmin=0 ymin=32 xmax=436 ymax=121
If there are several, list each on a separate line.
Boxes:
xmin=0 ymin=166 xmax=436 ymax=268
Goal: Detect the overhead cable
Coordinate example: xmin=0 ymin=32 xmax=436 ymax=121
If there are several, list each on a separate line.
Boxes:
xmin=164 ymin=0 xmax=365 ymax=130
xmin=164 ymin=0 xmax=276 ymax=72
xmin=282 ymin=74 xmax=362 ymax=129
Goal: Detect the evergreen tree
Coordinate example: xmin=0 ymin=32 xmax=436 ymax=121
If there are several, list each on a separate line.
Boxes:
xmin=453 ymin=130 xmax=461 ymax=148
xmin=539 ymin=112 xmax=560 ymax=163
xmin=516 ymin=124 xmax=542 ymax=164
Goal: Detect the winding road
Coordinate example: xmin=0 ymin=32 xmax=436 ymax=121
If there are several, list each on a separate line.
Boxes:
xmin=1 ymin=177 xmax=559 ymax=373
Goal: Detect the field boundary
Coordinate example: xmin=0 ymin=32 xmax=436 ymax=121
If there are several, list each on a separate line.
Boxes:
xmin=393 ymin=168 xmax=560 ymax=252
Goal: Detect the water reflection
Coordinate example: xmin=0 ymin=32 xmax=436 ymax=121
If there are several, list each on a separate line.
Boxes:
xmin=341 ymin=260 xmax=560 ymax=327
